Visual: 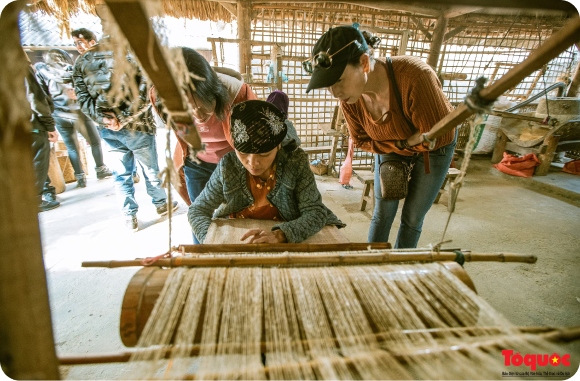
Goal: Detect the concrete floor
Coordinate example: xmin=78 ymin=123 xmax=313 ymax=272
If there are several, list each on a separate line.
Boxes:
xmin=36 ymin=153 xmax=580 ymax=379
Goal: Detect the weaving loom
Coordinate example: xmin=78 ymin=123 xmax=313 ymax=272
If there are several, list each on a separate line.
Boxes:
xmin=73 ymin=247 xmax=579 ymax=380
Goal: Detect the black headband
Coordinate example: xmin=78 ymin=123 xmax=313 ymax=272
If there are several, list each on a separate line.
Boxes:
xmin=230 ymin=100 xmax=288 ymax=153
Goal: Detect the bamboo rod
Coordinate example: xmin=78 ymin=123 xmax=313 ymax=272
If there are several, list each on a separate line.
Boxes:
xmin=81 ymin=251 xmax=537 ymax=268
xmin=407 ymin=16 xmax=580 ymax=147
xmin=178 ymin=242 xmax=391 ymax=253
xmin=57 ymin=326 xmax=566 ymax=365
xmin=490 ymin=110 xmax=547 ymax=123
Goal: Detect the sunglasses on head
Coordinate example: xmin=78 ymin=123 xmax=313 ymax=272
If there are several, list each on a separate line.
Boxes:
xmin=302 ymin=40 xmax=359 ymax=74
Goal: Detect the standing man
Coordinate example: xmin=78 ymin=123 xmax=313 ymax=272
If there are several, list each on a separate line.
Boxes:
xmin=25 ymin=63 xmax=60 ymax=211
xmin=71 ymin=28 xmax=140 ymax=184
xmin=35 ymin=48 xmax=113 ymax=187
xmin=72 ymin=34 xmax=177 ymax=231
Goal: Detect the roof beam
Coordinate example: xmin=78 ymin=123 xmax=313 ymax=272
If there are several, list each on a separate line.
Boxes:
xmin=248 ymin=0 xmax=442 ymax=17
xmin=444 ymin=26 xmax=466 ymax=41
xmin=443 ymin=6 xmax=481 ymax=18
xmin=410 ymin=16 xmax=432 ymax=41
xmin=234 ymin=0 xmax=574 ymax=14
xmin=219 ymin=2 xmax=238 ymax=18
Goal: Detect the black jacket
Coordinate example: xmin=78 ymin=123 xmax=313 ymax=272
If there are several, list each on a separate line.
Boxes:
xmin=72 ymin=38 xmax=155 ymax=133
xmin=35 ymin=61 xmax=78 ymax=116
xmin=25 ymin=66 xmax=56 ymax=133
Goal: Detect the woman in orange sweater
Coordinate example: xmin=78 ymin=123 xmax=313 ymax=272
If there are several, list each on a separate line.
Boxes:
xmin=305 ymin=25 xmax=456 ymax=248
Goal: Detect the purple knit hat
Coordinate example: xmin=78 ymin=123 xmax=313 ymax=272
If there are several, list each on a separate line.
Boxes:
xmin=266 ymin=90 xmax=289 ymax=118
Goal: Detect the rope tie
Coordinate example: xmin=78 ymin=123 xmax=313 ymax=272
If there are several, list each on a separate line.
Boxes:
xmin=141 ymin=251 xmax=172 ymax=266
xmin=464 ymin=77 xmax=495 ymax=115
xmin=454 ymin=250 xmax=465 ymax=267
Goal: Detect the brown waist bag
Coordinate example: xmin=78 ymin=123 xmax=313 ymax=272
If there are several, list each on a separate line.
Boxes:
xmin=378 ymin=159 xmax=414 ymax=200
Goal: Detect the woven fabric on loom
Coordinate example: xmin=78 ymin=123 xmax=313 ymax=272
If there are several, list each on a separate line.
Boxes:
xmin=122 ymin=262 xmax=563 ymax=380
xmin=204 ymin=218 xmax=349 ymax=244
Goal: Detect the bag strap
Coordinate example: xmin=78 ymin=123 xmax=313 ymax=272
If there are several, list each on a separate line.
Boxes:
xmin=385 ymin=57 xmax=431 ymax=174
xmin=385 ymin=57 xmax=415 ymax=132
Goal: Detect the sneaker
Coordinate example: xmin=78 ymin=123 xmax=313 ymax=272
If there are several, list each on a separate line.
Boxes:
xmin=156 ymin=201 xmax=179 ymax=216
xmin=76 ymin=173 xmax=87 ymax=188
xmin=43 ymin=193 xmax=57 ymax=202
xmin=39 ymin=200 xmax=60 ymax=212
xmin=96 ymin=165 xmax=113 ymax=180
xmin=125 ymin=215 xmax=138 ymax=232
xmin=133 ymin=172 xmax=140 ymax=184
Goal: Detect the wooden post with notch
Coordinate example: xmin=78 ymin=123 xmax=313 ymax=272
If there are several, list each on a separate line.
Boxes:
xmin=0 ymin=1 xmax=60 ymax=379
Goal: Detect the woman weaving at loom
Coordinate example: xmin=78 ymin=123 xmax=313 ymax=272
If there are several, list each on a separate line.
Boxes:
xmin=151 ymin=47 xmax=258 ymax=244
xmin=305 ymin=25 xmax=457 ymax=249
xmin=188 ymin=100 xmax=344 ymax=244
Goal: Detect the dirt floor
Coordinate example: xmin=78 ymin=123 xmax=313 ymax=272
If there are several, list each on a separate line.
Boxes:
xmin=35 ymin=151 xmax=580 ymax=380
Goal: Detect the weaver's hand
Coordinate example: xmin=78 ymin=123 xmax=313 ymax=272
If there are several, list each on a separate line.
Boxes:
xmin=103 ymin=112 xmax=122 ymax=131
xmin=47 ymin=131 xmax=59 ymax=143
xmin=65 ymin=88 xmax=77 ymax=100
xmin=406 ymin=130 xmax=423 ymax=147
xmin=241 ymin=229 xmax=287 ymax=244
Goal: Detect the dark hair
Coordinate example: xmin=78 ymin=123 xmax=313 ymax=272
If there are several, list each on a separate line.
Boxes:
xmin=181 ymin=47 xmax=230 ymax=121
xmin=71 ymin=28 xmax=97 ymax=43
xmin=46 ymin=48 xmax=73 ymax=66
xmin=347 ymin=30 xmax=381 ymax=66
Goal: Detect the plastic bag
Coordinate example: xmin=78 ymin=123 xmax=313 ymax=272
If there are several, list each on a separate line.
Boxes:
xmin=472 ymin=96 xmax=516 ymax=154
xmin=493 ymin=152 xmax=540 ymax=178
xmin=339 ymin=137 xmax=354 ymax=185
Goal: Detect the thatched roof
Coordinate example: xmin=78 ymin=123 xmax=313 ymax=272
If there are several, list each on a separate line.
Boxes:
xmin=30 ymin=0 xmax=233 ymax=30
xmin=29 ymin=0 xmax=574 ymax=44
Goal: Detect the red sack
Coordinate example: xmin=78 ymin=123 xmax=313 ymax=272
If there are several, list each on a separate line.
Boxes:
xmin=339 ymin=137 xmax=354 ymax=185
xmin=563 ymin=159 xmax=580 ymax=175
xmin=493 ymin=152 xmax=540 ymax=178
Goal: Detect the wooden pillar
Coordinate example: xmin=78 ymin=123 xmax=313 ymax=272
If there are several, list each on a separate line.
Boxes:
xmin=0 ymin=2 xmax=60 ymax=379
xmin=566 ymin=60 xmax=580 ymax=97
xmin=237 ymin=0 xmax=252 ymax=80
xmin=427 ymin=13 xmax=449 ymax=70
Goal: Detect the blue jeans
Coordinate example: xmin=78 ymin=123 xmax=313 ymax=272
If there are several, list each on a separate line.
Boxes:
xmin=100 ymin=128 xmax=167 ymax=216
xmin=368 ymin=136 xmax=457 ymax=248
xmin=54 ymin=111 xmax=105 ymax=175
xmin=31 ymin=130 xmax=55 ymax=198
xmin=183 ymin=156 xmax=218 ymax=244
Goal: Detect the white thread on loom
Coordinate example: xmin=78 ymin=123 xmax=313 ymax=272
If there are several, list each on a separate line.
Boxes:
xmin=123 ymin=262 xmax=564 ymax=380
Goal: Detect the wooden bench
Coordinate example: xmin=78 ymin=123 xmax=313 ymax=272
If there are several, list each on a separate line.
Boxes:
xmin=353 ymin=171 xmax=375 ymax=211
xmin=355 ymin=168 xmax=463 ymax=212
xmin=302 ymin=146 xmax=332 ymax=155
xmin=434 ymin=168 xmax=462 ymax=212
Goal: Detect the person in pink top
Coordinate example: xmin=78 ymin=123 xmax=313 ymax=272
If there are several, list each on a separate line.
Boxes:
xmin=159 ymin=48 xmax=257 ymax=243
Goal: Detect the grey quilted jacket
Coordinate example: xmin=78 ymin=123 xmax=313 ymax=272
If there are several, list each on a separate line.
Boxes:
xmin=72 ymin=37 xmax=154 ymax=133
xmin=188 ymin=147 xmax=345 ymax=243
